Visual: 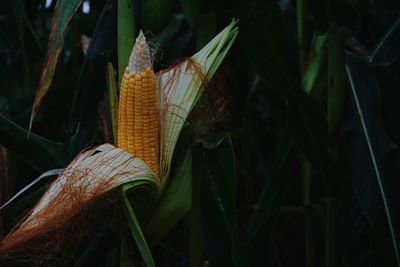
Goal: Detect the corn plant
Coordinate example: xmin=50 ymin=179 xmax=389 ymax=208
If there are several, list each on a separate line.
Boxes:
xmin=1 ymin=0 xmax=400 ymax=266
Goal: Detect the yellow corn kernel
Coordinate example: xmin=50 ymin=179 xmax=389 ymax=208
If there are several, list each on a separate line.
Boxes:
xmin=117 ymin=31 xmax=159 ymax=176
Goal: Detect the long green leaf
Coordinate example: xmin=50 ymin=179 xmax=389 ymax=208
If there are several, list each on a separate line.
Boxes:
xmin=326 ymin=22 xmax=346 ymax=267
xmin=370 ymin=18 xmax=400 ymax=67
xmin=297 ymin=0 xmax=310 ymax=70
xmin=236 ymin=0 xmax=292 ymax=90
xmin=142 ymin=0 xmax=175 ymax=31
xmin=68 ymin=2 xmax=117 ymax=155
xmin=237 ymin=0 xmax=332 ymax=179
xmin=247 ymin=126 xmax=293 ymax=238
xmin=195 ymin=137 xmax=238 ymax=266
xmin=30 ymin=0 xmax=83 ymax=130
xmin=180 ymin=0 xmax=217 ymax=49
xmin=346 ymin=53 xmax=400 ymax=266
xmin=120 ymin=235 xmax=140 ymax=267
xmin=122 ymin=183 xmax=155 ymax=267
xmin=0 ymin=168 xmax=62 ymax=210
xmin=302 ymin=33 xmax=328 ymax=96
xmin=0 ymin=114 xmax=68 ymax=171
xmin=328 ymin=22 xmax=345 ymax=134
xmin=145 ymin=148 xmax=192 ymax=244
xmin=11 ymin=0 xmax=30 ymax=94
xmin=23 ymin=12 xmax=43 ymax=53
xmin=287 ymin=89 xmax=332 ymax=184
xmin=190 ymin=145 xmax=203 ymax=267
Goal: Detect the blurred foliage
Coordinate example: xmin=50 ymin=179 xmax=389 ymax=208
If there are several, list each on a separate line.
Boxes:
xmin=1 ymin=0 xmax=400 ymax=266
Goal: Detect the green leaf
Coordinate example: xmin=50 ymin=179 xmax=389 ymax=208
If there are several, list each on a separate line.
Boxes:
xmin=247 ymin=126 xmax=293 ymax=238
xmin=152 ymin=14 xmax=184 ymax=49
xmin=190 ymin=146 xmax=204 ymax=267
xmin=75 ymin=229 xmax=120 ymax=267
xmin=142 ymin=0 xmax=175 ymax=32
xmin=10 ymin=0 xmax=30 ymax=94
xmin=297 ymin=0 xmax=310 ymax=69
xmin=196 ymin=131 xmax=229 ymax=149
xmin=371 ymin=18 xmax=400 ymax=67
xmin=179 ymin=0 xmax=200 ymax=30
xmin=236 ymin=0 xmax=293 ymax=90
xmin=122 ymin=183 xmax=155 ymax=267
xmin=145 ymin=148 xmax=192 ymax=244
xmin=118 ymin=0 xmax=136 ymax=83
xmin=180 ymin=0 xmax=217 ymax=49
xmin=23 ymin=12 xmax=43 ymax=53
xmin=120 ymin=235 xmax=140 ymax=267
xmin=237 ymin=0 xmax=331 ymax=174
xmin=287 ymin=89 xmax=331 ymax=185
xmin=151 ymin=13 xmax=185 ymax=67
xmin=194 ymin=137 xmax=237 ymax=266
xmin=68 ymin=2 xmax=117 ymax=155
xmin=328 ymin=0 xmax=361 ymax=32
xmin=0 ymin=114 xmax=68 ymax=171
xmin=0 ymin=168 xmax=62 ymax=210
xmin=345 ymin=52 xmax=400 ymax=266
xmin=328 ymin=22 xmax=345 ymax=134
xmin=30 ymin=0 xmax=83 ymax=130
xmin=303 ymin=33 xmax=328 ymax=95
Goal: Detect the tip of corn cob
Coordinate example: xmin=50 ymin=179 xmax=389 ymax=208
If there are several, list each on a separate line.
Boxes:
xmin=128 ymin=30 xmax=152 ymax=74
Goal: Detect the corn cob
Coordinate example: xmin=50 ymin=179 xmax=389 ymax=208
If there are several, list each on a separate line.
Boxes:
xmin=117 ymin=31 xmax=159 ymax=176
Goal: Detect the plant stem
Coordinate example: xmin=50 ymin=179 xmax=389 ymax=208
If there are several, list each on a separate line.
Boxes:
xmin=325 ymin=16 xmax=345 ymax=267
xmin=297 ymin=0 xmax=309 ymax=72
xmin=297 ymin=2 xmax=314 ymax=265
xmin=325 ymin=197 xmax=337 ymax=267
xmin=328 ymin=22 xmax=345 ymax=136
xmin=117 ymin=0 xmax=136 ymax=83
xmin=303 ymin=158 xmax=315 ymax=267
